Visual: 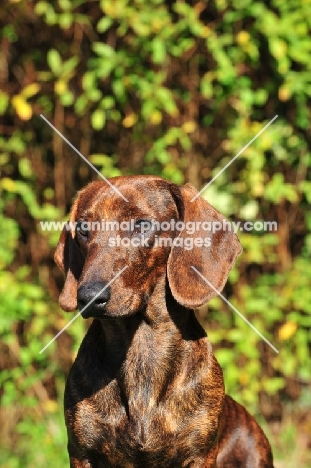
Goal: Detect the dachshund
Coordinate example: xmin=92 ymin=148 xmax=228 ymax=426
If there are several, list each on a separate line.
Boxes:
xmin=55 ymin=175 xmax=274 ymax=468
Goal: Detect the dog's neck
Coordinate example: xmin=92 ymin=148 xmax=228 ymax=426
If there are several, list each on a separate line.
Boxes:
xmin=99 ymin=276 xmax=207 ymax=359
xmin=98 ymin=276 xmax=211 ymax=413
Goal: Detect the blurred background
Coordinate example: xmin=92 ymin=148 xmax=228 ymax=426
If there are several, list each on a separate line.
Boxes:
xmin=0 ymin=0 xmax=311 ymax=466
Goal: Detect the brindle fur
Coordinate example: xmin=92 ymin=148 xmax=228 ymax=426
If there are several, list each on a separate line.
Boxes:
xmin=55 ymin=176 xmax=274 ymax=468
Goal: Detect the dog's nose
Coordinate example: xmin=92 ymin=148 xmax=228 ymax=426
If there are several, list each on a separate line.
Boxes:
xmin=77 ymin=282 xmax=111 ymax=317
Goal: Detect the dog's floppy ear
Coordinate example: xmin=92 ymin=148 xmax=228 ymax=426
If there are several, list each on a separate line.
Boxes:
xmin=54 ymin=222 xmax=84 ymax=312
xmin=167 ymin=184 xmax=242 ymax=309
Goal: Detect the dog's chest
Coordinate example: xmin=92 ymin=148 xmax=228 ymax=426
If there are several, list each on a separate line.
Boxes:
xmin=70 ymin=386 xmax=171 ymax=442
xmin=66 ymin=380 xmax=210 ymax=466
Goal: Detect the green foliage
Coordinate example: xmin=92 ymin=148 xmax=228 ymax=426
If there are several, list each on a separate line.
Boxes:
xmin=209 ymin=254 xmax=311 ymax=409
xmin=1 ymin=0 xmax=311 ymax=465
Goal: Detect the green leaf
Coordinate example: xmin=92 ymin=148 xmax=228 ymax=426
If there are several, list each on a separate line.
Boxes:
xmin=58 ymin=0 xmax=72 ymax=10
xmin=92 ymin=42 xmax=115 ymax=58
xmin=34 ymin=1 xmax=48 ymax=15
xmin=59 ymin=90 xmax=74 ymax=106
xmin=18 ymin=158 xmax=33 ymax=178
xmin=82 ymin=71 xmax=96 ymax=91
xmin=62 ymin=57 xmax=79 ymax=76
xmin=59 ymin=12 xmax=73 ymax=29
xmin=47 ymin=49 xmax=62 ymax=75
xmin=152 ymin=38 xmax=166 ymax=64
xmin=97 ymin=17 xmax=113 ymax=33
xmin=91 ymin=109 xmax=106 ymax=130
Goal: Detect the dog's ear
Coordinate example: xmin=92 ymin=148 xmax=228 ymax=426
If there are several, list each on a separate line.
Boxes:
xmin=167 ymin=184 xmax=242 ymax=309
xmin=54 ymin=226 xmax=84 ymax=312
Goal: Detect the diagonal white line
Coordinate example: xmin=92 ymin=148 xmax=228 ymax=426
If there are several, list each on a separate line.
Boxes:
xmin=191 ymin=266 xmax=279 ymax=353
xmin=40 ymin=114 xmax=128 ymax=202
xmin=190 ymin=115 xmax=278 ymax=202
xmin=39 ymin=266 xmax=128 ymax=354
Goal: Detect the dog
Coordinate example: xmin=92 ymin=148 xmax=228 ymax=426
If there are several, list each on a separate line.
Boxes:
xmin=55 ymin=175 xmax=274 ymax=467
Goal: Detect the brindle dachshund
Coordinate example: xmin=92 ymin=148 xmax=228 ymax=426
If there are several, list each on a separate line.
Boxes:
xmin=55 ymin=175 xmax=274 ymax=468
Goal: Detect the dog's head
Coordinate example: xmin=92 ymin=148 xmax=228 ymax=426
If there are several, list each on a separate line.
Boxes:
xmin=55 ymin=176 xmax=242 ymax=318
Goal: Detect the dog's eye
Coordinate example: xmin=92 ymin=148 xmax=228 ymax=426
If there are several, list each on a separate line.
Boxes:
xmin=133 ymin=220 xmax=152 ymax=234
xmin=76 ymin=222 xmax=90 ymax=240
